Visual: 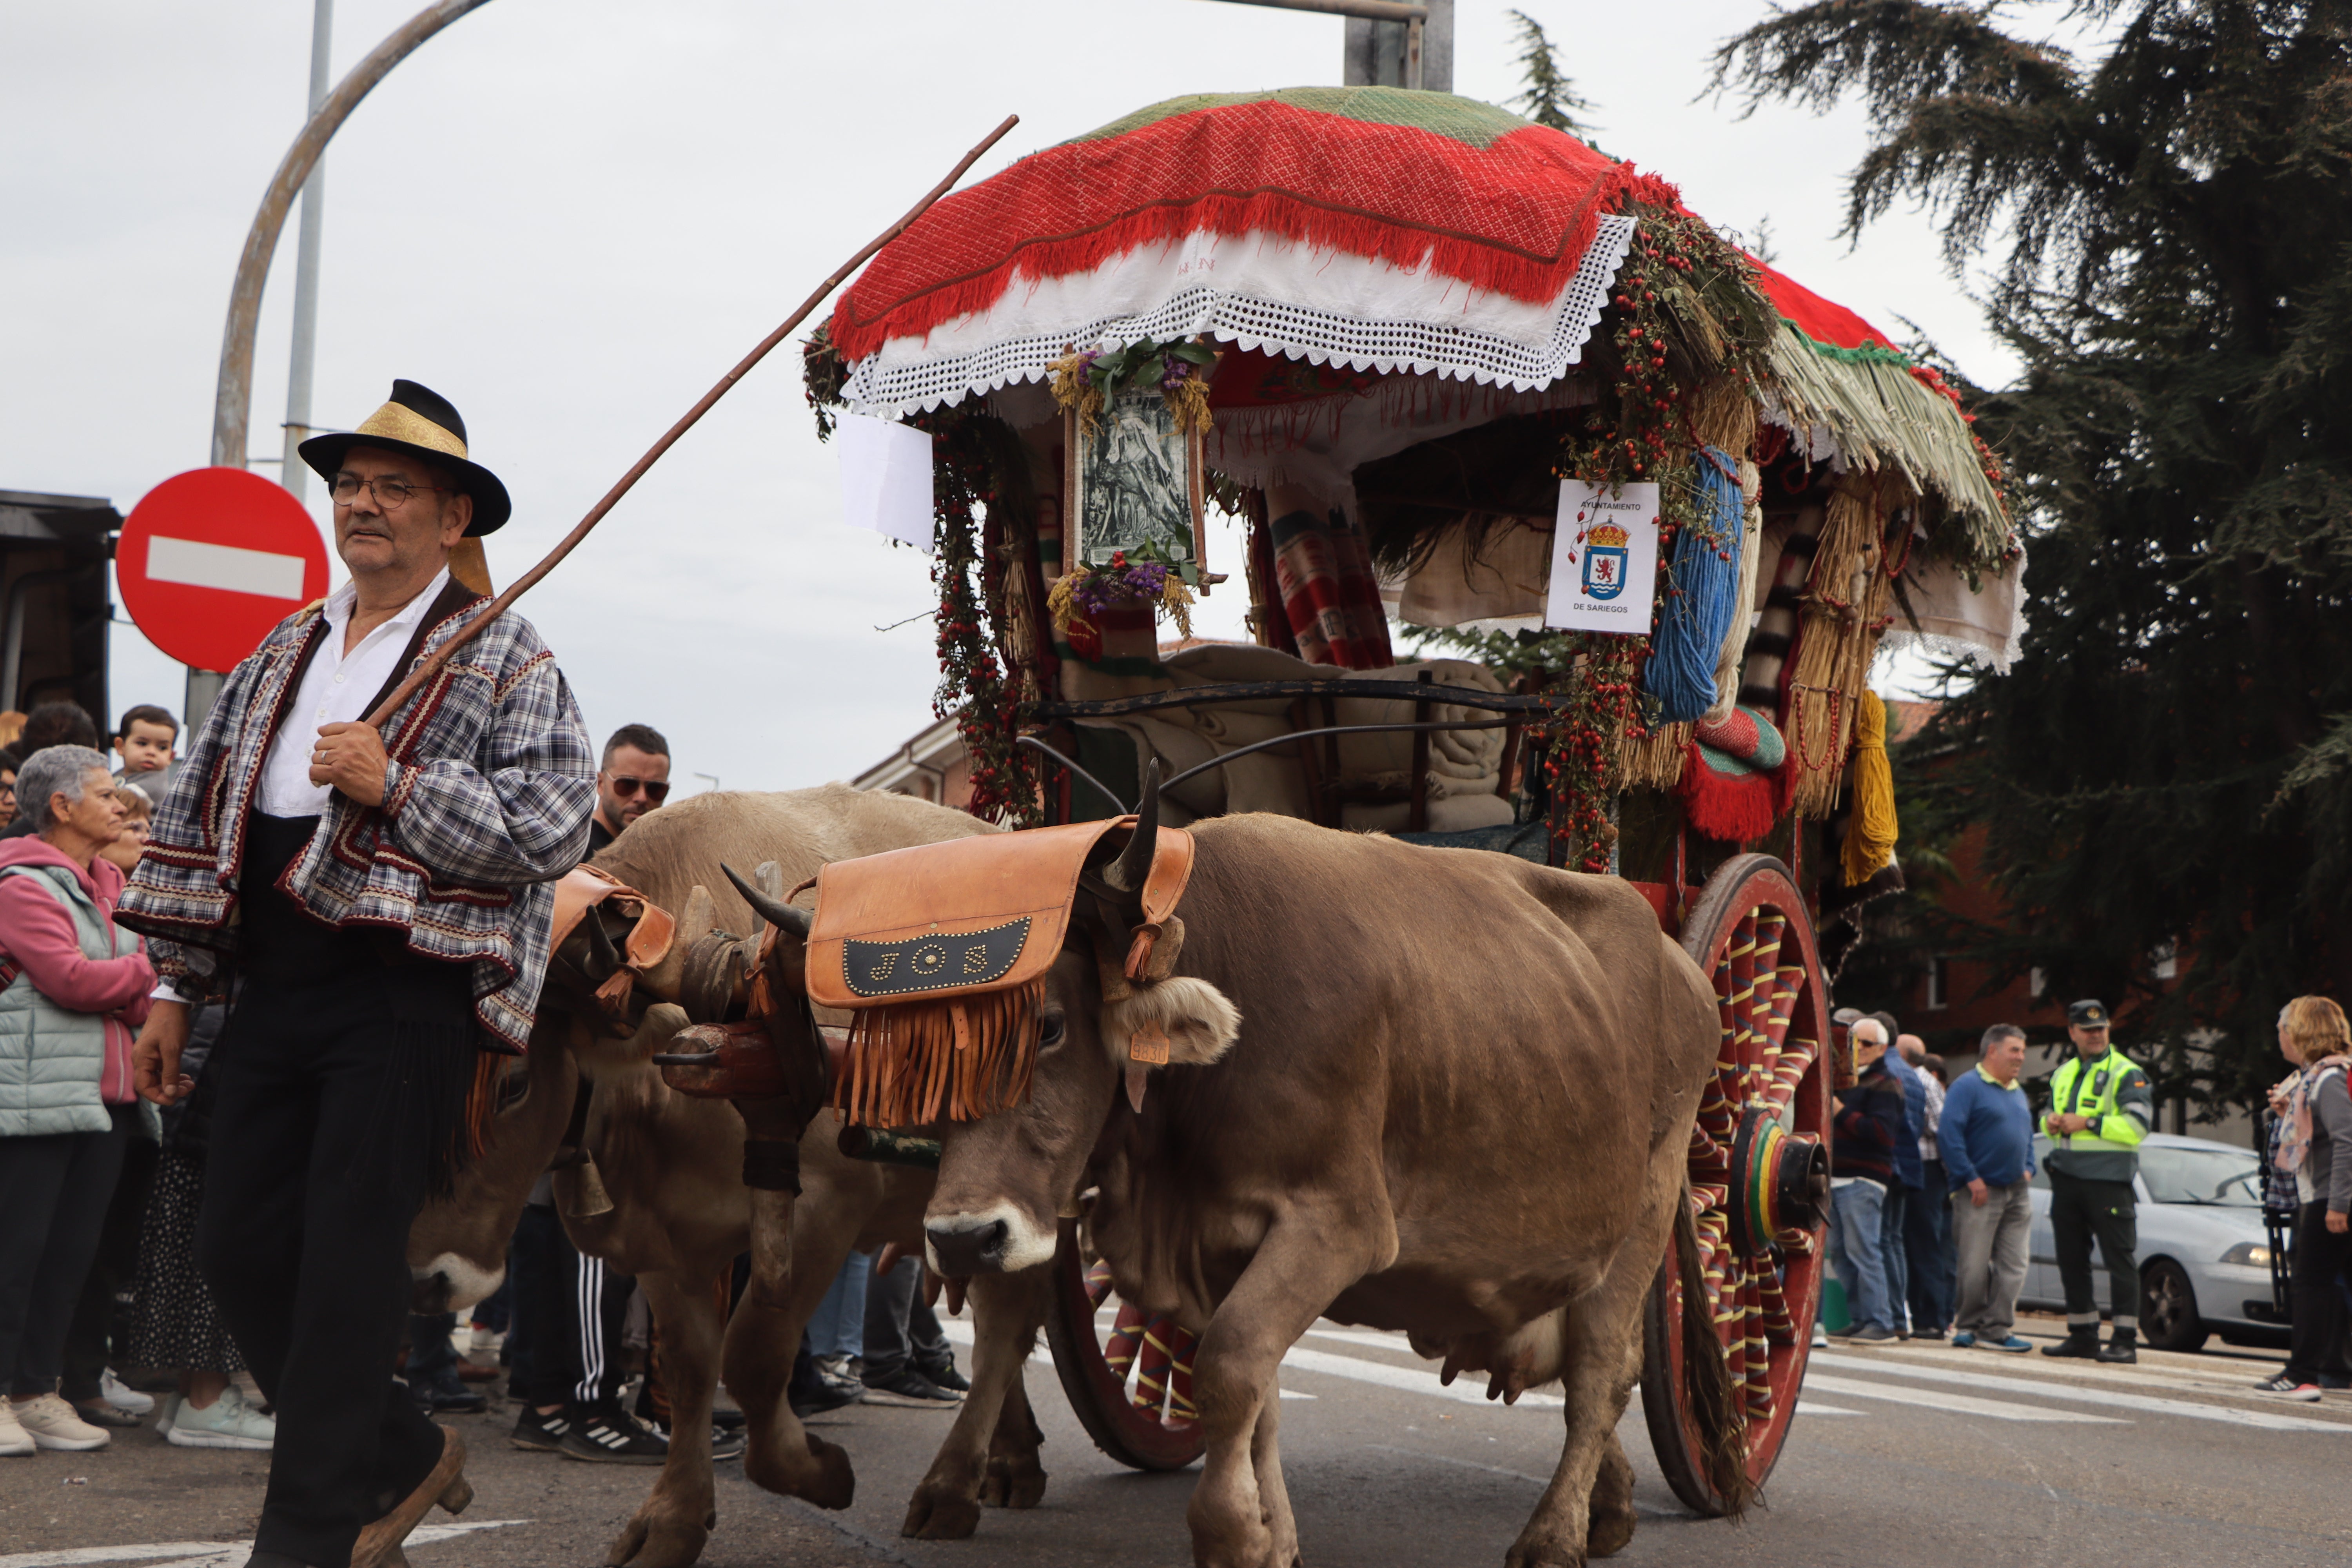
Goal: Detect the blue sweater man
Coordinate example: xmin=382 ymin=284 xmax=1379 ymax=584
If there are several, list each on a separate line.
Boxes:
xmin=1939 ymin=1026 xmax=2038 ymax=1348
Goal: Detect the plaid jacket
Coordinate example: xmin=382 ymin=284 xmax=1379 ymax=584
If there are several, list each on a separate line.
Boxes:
xmin=117 ymin=586 xmax=595 ymax=1052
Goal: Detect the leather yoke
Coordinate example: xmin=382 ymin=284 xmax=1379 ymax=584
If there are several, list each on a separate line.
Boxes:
xmin=805 ymin=817 xmax=1192 ymax=1012
xmin=550 ymin=865 xmax=676 ymax=976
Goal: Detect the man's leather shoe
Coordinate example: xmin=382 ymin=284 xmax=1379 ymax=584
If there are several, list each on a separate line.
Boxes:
xmin=350 ymin=1426 xmax=471 ymax=1568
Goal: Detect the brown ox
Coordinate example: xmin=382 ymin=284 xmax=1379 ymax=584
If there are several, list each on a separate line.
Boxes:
xmin=405 ymin=785 xmax=1057 ymax=1568
xmin=911 ymin=800 xmax=1744 ymax=1568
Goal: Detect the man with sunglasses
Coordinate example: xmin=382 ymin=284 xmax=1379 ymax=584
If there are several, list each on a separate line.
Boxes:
xmin=589 ymin=724 xmax=671 ymax=854
xmin=119 ymin=380 xmax=594 ymax=1568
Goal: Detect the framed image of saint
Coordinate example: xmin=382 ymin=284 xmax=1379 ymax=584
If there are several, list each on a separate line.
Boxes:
xmin=1066 ymin=394 xmax=1203 ymax=568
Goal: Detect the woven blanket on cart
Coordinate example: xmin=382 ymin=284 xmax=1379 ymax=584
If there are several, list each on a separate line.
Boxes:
xmin=1271 ymin=506 xmax=1395 ymax=670
xmin=835 ymin=88 xmax=1667 ymax=414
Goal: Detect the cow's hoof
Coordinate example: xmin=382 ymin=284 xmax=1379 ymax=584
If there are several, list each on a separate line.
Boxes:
xmin=605 ymin=1508 xmax=711 ymax=1568
xmin=980 ymin=1453 xmax=1047 ymax=1510
xmin=1503 ymin=1532 xmax=1584 ymax=1568
xmin=1584 ymin=1507 xmax=1635 ymax=1559
xmin=901 ymin=1485 xmax=983 ymax=1540
xmin=799 ymin=1433 xmax=857 ymax=1511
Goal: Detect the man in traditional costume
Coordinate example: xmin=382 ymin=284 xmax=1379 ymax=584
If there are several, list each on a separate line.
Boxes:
xmin=123 ymin=381 xmax=595 ymax=1568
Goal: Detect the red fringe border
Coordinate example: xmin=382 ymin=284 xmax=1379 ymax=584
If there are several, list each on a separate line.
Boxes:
xmin=835 ymin=168 xmax=1679 ymax=363
xmin=1678 ymin=745 xmax=1780 ymax=844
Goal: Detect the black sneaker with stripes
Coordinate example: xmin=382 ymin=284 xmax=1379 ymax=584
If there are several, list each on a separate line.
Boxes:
xmin=509 ymin=1405 xmax=573 ymax=1454
xmin=558 ymin=1404 xmax=671 ymax=1465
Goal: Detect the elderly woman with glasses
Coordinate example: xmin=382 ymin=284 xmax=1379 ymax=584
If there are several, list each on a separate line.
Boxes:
xmin=0 ymin=745 xmax=155 ymax=1459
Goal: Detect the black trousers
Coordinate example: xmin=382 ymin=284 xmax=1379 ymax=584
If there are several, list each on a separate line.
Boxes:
xmin=508 ymin=1202 xmax=630 ymax=1410
xmin=196 ymin=812 xmax=477 ymax=1568
xmin=2286 ymin=1200 xmax=2351 ymax=1383
xmin=2049 ymin=1172 xmax=2140 ymax=1330
xmin=0 ymin=1111 xmax=131 ymax=1397
xmin=62 ymin=1122 xmax=156 ymax=1401
xmin=862 ymin=1254 xmax=951 ymax=1381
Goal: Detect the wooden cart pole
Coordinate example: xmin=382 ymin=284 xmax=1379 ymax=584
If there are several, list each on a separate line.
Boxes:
xmin=362 ymin=113 xmax=1022 ymax=728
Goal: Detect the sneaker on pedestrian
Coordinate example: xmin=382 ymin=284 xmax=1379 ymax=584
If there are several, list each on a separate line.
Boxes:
xmin=510 ymin=1405 xmax=573 ymax=1453
xmin=1949 ymin=1330 xmax=1978 ymax=1348
xmin=861 ymin=1366 xmax=964 ymax=1407
xmin=792 ymin=1355 xmax=864 ymax=1419
xmin=915 ymin=1354 xmax=970 ymax=1394
xmin=1847 ymin=1323 xmax=1896 ymax=1343
xmin=1913 ymin=1327 xmax=1947 ymax=1342
xmin=558 ymin=1403 xmax=670 ymax=1465
xmin=73 ymin=1394 xmax=144 ymax=1428
xmin=12 ymin=1393 xmax=110 ymax=1451
xmin=165 ymin=1385 xmax=275 ymax=1450
xmin=2254 ymin=1372 xmax=2322 ymax=1401
xmin=152 ymin=1392 xmax=179 ymax=1439
xmin=1810 ymin=1325 xmax=1829 ymax=1348
xmin=1989 ymin=1335 xmax=2034 ymax=1353
xmin=100 ymin=1369 xmax=153 ymax=1416
xmin=407 ymin=1365 xmax=486 ymax=1415
xmin=0 ymin=1398 xmax=34 ymax=1457
xmin=710 ymin=1425 xmax=745 ymax=1462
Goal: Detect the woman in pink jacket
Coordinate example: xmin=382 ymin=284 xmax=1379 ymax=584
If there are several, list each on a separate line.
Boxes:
xmin=0 ymin=746 xmax=154 ymax=1457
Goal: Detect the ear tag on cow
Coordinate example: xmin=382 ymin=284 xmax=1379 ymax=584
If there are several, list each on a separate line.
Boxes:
xmin=1125 ymin=1063 xmax=1150 ymax=1114
xmin=1128 ymin=1021 xmax=1170 ymax=1066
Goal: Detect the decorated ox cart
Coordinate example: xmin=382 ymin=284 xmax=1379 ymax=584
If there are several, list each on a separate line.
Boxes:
xmin=802 ymin=85 xmax=2021 ymax=1514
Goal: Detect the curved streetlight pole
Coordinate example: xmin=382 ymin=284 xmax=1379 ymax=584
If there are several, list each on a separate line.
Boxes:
xmin=185 ymin=0 xmax=496 ymax=727
xmin=210 ymin=0 xmax=499 ymax=469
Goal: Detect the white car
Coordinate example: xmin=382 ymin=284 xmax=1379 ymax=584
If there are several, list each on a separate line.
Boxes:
xmin=2018 ymin=1132 xmax=2285 ymax=1352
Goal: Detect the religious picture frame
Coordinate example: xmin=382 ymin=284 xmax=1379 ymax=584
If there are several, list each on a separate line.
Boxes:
xmin=1065 ymin=394 xmax=1205 ymax=572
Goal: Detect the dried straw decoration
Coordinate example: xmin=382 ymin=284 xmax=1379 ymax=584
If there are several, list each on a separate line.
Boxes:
xmin=1784 ymin=472 xmax=1902 ymax=817
xmin=1620 ymin=720 xmax=1694 ymax=789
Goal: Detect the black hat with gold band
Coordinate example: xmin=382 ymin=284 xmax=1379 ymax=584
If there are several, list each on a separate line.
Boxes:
xmin=298 ymin=379 xmax=511 ymax=535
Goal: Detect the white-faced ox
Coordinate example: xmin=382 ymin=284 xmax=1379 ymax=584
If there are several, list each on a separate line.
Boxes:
xmin=403 ymin=786 xmax=1060 ymax=1568
xmin=915 ymin=793 xmax=1746 ymax=1568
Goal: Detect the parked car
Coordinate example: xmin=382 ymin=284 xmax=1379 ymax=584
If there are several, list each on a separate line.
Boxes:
xmin=2019 ymin=1132 xmax=2286 ymax=1352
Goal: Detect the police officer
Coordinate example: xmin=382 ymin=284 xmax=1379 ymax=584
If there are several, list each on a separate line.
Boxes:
xmin=2040 ymin=999 xmax=2155 ymax=1363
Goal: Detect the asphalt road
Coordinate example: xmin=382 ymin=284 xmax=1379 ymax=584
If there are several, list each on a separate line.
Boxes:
xmin=4 ymin=1312 xmax=2346 ymax=1568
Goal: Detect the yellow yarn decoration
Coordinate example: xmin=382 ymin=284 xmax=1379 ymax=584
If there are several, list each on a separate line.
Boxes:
xmin=1842 ymin=688 xmax=1898 ymax=885
xmin=1045 ymin=572 xmax=1084 ymax=637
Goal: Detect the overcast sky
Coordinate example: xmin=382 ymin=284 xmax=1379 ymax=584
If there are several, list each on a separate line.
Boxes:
xmin=1 ymin=0 xmax=2014 ymax=792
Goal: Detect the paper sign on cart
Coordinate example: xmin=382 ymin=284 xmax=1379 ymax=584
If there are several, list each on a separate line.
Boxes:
xmin=1545 ymin=480 xmax=1659 ymax=634
xmin=837 ymin=413 xmax=935 ymax=554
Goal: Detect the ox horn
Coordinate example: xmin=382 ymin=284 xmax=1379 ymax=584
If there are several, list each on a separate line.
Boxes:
xmin=724 ymin=862 xmax=811 ymax=939
xmin=1102 ymin=759 xmax=1161 ymax=896
xmin=580 ymin=906 xmax=622 ymax=983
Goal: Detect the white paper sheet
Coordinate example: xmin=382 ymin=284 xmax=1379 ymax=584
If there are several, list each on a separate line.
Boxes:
xmin=835 ymin=413 xmax=935 ymax=554
xmin=1545 ymin=480 xmax=1659 ymax=635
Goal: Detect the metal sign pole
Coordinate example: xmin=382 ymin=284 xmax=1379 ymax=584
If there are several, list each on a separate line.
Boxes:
xmin=280 ymin=0 xmax=337 ymax=504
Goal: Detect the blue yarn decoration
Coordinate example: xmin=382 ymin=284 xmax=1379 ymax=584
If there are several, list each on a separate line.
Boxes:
xmin=1643 ymin=446 xmax=1746 ymax=724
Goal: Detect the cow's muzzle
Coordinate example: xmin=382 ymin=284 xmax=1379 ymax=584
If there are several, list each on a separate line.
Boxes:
xmin=926 ymin=1216 xmax=1012 ymax=1277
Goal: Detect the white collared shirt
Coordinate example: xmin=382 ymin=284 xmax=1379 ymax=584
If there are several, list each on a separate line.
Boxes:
xmin=256 ymin=567 xmax=452 ymax=818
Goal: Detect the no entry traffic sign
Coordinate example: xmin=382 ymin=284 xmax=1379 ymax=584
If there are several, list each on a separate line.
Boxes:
xmin=119 ymin=467 xmax=330 ymax=672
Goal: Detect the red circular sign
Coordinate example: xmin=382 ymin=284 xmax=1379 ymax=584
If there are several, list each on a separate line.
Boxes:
xmin=118 ymin=468 xmax=330 ymax=672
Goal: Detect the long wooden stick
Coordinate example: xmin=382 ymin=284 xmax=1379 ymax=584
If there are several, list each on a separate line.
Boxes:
xmin=365 ymin=113 xmax=1021 ymax=728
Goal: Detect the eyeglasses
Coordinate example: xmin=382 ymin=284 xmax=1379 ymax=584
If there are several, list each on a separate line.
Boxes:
xmin=607 ymin=775 xmax=669 ymax=803
xmin=330 ymin=473 xmax=449 ymax=510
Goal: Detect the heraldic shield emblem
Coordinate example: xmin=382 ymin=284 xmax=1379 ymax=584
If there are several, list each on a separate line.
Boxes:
xmin=1580 ymin=523 xmax=1630 ymax=601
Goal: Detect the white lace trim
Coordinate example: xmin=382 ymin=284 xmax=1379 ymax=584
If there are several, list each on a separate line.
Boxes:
xmin=842 ymin=216 xmax=1637 ymax=417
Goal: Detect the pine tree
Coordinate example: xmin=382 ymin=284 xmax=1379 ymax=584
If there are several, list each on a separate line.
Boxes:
xmin=1506 ymin=10 xmax=1597 ymax=136
xmin=1715 ymin=2 xmax=2352 ymax=1112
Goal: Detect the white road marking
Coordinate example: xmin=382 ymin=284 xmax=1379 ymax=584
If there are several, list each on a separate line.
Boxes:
xmin=1802 ymin=1373 xmax=2125 ymax=1424
xmin=1363 ymin=1446 xmax=1677 ymax=1518
xmin=1811 ymin=1351 xmax=2352 ymax=1432
xmin=1278 ymin=1345 xmax=1565 ymax=1408
xmin=0 ymin=1521 xmax=523 ymax=1568
xmin=142 ymin=537 xmax=309 ymax=601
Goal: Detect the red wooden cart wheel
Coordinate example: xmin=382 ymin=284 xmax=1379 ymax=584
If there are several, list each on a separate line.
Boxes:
xmin=1043 ymin=1220 xmax=1207 ymax=1470
xmin=1639 ymin=853 xmax=1833 ymax=1515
